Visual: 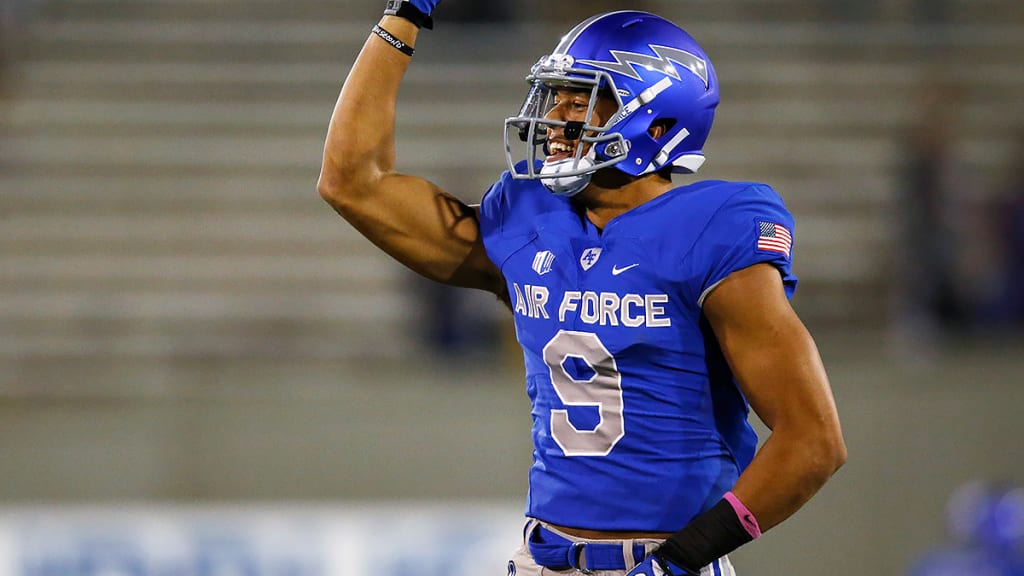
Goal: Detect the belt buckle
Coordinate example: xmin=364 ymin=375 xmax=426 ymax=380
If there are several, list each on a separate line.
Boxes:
xmin=569 ymin=542 xmax=593 ymax=574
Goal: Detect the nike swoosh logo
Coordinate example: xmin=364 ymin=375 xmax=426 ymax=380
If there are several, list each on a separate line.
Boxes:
xmin=611 ymin=263 xmax=640 ymax=276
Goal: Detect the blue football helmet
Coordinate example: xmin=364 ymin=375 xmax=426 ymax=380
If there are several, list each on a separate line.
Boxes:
xmin=504 ymin=11 xmax=719 ymax=196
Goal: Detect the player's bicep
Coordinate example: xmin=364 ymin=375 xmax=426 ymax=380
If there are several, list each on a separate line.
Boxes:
xmin=702 ymin=263 xmax=837 ymax=433
xmin=327 ymin=172 xmax=503 ymax=293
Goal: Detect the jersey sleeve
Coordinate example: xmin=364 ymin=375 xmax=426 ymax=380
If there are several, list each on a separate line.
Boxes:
xmin=689 ymin=183 xmax=799 ymax=307
xmin=479 ymin=167 xmax=547 ymax=270
xmin=477 ymin=174 xmax=506 ymax=234
xmin=476 ymin=170 xmax=516 ymax=268
xmin=478 ymin=163 xmax=559 ymax=268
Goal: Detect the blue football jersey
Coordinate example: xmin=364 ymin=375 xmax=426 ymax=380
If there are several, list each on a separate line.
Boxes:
xmin=478 ymin=166 xmax=798 ymax=532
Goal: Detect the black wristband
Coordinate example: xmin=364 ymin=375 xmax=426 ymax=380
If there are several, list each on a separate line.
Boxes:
xmin=383 ymin=0 xmax=434 ymax=29
xmin=371 ymin=24 xmax=415 ymax=57
xmin=655 ymin=498 xmax=755 ymax=574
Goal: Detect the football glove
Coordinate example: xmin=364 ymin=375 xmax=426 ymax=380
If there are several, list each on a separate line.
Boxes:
xmin=383 ymin=0 xmax=438 ymax=28
xmin=625 ymin=553 xmax=697 ymax=576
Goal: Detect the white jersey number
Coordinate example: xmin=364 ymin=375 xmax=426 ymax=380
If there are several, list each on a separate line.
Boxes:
xmin=542 ymin=330 xmax=625 ymax=456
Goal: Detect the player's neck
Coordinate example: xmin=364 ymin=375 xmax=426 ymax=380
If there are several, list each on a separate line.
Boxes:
xmin=577 ymin=171 xmax=674 ymax=231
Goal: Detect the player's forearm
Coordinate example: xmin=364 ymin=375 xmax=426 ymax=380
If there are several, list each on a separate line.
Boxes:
xmin=650 ymin=406 xmax=843 ymax=576
xmin=730 ymin=334 xmax=847 ymax=531
xmin=647 ymin=328 xmax=845 ymax=576
xmin=318 ymin=16 xmax=419 ymax=201
xmin=730 ymin=419 xmax=845 ymax=531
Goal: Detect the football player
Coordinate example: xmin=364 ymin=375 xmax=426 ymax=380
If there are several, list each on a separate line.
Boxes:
xmin=318 ymin=3 xmax=847 ymax=574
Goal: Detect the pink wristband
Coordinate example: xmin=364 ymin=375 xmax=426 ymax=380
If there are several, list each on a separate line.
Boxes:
xmin=724 ymin=491 xmax=762 ymax=539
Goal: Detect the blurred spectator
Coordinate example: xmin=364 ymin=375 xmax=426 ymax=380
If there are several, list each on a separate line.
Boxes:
xmin=907 ymin=481 xmax=1024 ymax=576
xmin=891 ymin=81 xmax=972 ymax=352
xmin=987 ymin=131 xmax=1024 ymax=327
xmin=411 ymin=272 xmax=504 ymax=360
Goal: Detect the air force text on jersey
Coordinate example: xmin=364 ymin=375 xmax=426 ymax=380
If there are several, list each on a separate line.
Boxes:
xmin=512 ymin=283 xmax=672 ymax=328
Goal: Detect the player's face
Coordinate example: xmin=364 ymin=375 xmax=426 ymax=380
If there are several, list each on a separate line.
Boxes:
xmin=543 ymin=88 xmax=617 ymax=163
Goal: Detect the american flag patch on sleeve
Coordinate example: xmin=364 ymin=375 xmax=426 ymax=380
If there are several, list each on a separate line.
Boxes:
xmin=757 ymin=221 xmax=793 ymax=258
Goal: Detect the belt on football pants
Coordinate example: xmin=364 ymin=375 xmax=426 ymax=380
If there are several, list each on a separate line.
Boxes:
xmin=526 ymin=523 xmax=652 ymax=572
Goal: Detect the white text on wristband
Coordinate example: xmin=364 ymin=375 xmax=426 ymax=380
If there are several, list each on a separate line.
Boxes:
xmin=371 ymin=24 xmax=415 ymax=57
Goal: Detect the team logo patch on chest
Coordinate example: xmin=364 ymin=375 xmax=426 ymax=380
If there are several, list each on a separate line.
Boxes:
xmin=579 ymin=247 xmax=602 ymax=270
xmin=532 ymin=250 xmax=555 ymax=275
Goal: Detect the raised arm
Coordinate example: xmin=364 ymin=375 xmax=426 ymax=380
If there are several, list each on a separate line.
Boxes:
xmin=317 ymin=6 xmax=503 ymax=294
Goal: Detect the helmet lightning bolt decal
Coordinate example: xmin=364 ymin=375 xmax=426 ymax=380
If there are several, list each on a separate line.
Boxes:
xmin=579 ymin=45 xmax=709 ymax=89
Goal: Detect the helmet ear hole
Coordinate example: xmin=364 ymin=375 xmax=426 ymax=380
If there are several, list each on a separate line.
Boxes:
xmin=649 ymin=118 xmax=677 ymax=141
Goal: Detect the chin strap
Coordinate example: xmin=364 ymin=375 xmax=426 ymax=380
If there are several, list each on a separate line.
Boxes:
xmin=539 ymin=151 xmax=596 ymax=197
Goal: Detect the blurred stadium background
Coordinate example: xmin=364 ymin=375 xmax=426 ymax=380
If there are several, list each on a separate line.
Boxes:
xmin=1 ymin=0 xmax=1023 ymax=574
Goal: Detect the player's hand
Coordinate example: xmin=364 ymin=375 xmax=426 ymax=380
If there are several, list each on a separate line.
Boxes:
xmin=406 ymin=0 xmax=441 ymax=16
xmin=383 ymin=0 xmax=439 ymax=29
xmin=385 ymin=0 xmax=441 ymax=17
xmin=625 ymin=553 xmax=696 ymax=576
